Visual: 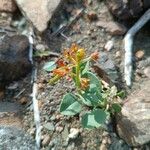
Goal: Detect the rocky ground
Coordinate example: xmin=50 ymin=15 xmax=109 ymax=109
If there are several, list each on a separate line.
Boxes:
xmin=0 ymin=0 xmax=150 ymax=150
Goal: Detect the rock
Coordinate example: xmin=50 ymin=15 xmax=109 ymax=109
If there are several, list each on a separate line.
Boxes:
xmin=42 ymin=134 xmax=51 ymax=146
xmin=36 ymin=44 xmax=46 ymax=51
xmin=135 ymin=50 xmax=144 ymax=60
xmin=0 ymin=0 xmax=17 ymax=12
xmin=15 ymin=0 xmax=62 ymax=32
xmin=56 ymin=126 xmax=64 ymax=133
xmin=105 ymin=0 xmax=147 ymax=20
xmin=115 ymin=51 xmax=121 ymax=58
xmin=99 ymin=144 xmax=107 ymax=150
xmin=104 ymin=40 xmax=114 ymax=51
xmin=68 ymin=128 xmax=79 ymax=139
xmin=144 ymin=67 xmax=150 ymax=78
xmin=43 ymin=122 xmax=55 ymax=131
xmin=0 ymin=35 xmax=32 ymax=88
xmin=0 ymin=126 xmax=35 ymax=149
xmin=96 ymin=21 xmax=127 ymax=35
xmin=87 ymin=11 xmax=98 ymax=21
xmin=116 ymin=80 xmax=150 ymax=146
xmin=19 ymin=97 xmax=28 ymax=105
xmin=93 ymin=52 xmax=119 ymax=84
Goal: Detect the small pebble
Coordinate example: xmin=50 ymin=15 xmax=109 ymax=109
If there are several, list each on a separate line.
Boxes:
xmin=43 ymin=122 xmax=55 ymax=131
xmin=87 ymin=11 xmax=98 ymax=21
xmin=144 ymin=67 xmax=150 ymax=78
xmin=104 ymin=40 xmax=114 ymax=51
xmin=115 ymin=51 xmax=121 ymax=58
xmin=135 ymin=50 xmax=144 ymax=60
xmin=29 ymin=128 xmax=36 ymax=136
xmin=42 ymin=135 xmax=51 ymax=146
xmin=99 ymin=144 xmax=107 ymax=150
xmin=68 ymin=128 xmax=80 ymax=139
xmin=19 ymin=97 xmax=28 ymax=105
xmin=56 ymin=126 xmax=64 ymax=133
xmin=36 ymin=44 xmax=45 ymax=51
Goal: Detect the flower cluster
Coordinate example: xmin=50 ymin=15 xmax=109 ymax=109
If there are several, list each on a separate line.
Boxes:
xmin=50 ymin=43 xmax=99 ymax=90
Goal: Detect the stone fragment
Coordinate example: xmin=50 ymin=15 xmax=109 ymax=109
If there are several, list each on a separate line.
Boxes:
xmin=96 ymin=21 xmax=127 ymax=35
xmin=15 ymin=0 xmax=62 ymax=32
xmin=87 ymin=11 xmax=98 ymax=21
xmin=19 ymin=97 xmax=28 ymax=105
xmin=104 ymin=40 xmax=114 ymax=51
xmin=93 ymin=52 xmax=118 ymax=84
xmin=144 ymin=67 xmax=150 ymax=78
xmin=0 ymin=35 xmax=32 ymax=88
xmin=135 ymin=50 xmax=144 ymax=60
xmin=43 ymin=122 xmax=55 ymax=131
xmin=0 ymin=0 xmax=17 ymax=12
xmin=68 ymin=128 xmax=80 ymax=139
xmin=42 ymin=134 xmax=51 ymax=146
xmin=116 ymin=80 xmax=150 ymax=146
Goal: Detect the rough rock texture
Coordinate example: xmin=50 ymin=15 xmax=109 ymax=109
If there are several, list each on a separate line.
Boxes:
xmin=0 ymin=126 xmax=35 ymax=150
xmin=96 ymin=21 xmax=127 ymax=35
xmin=106 ymin=0 xmax=150 ymax=20
xmin=0 ymin=35 xmax=32 ymax=88
xmin=15 ymin=0 xmax=62 ymax=32
xmin=0 ymin=0 xmax=17 ymax=12
xmin=116 ymin=80 xmax=150 ymax=146
xmin=93 ymin=52 xmax=119 ymax=85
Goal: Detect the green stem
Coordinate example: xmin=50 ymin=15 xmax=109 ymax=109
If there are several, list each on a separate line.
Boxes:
xmin=76 ymin=61 xmax=80 ymax=89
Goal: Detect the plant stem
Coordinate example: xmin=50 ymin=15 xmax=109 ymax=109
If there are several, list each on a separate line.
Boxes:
xmin=76 ymin=61 xmax=80 ymax=89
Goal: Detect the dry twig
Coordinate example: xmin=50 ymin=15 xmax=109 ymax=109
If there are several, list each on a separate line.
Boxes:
xmin=124 ymin=9 xmax=150 ymax=86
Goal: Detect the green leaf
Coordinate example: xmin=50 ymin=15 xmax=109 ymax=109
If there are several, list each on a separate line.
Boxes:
xmin=60 ymin=93 xmax=82 ymax=116
xmin=112 ymin=103 xmax=122 ymax=113
xmin=83 ymin=72 xmax=102 ymax=92
xmin=81 ymin=61 xmax=90 ymax=75
xmin=117 ymin=91 xmax=126 ymax=98
xmin=80 ymin=72 xmax=102 ymax=106
xmin=43 ymin=61 xmax=56 ymax=72
xmin=34 ymin=50 xmax=52 ymax=58
xmin=80 ymin=91 xmax=101 ymax=106
xmin=81 ymin=109 xmax=108 ymax=129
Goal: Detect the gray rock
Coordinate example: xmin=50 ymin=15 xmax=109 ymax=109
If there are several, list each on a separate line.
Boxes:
xmin=93 ymin=52 xmax=119 ymax=84
xmin=0 ymin=35 xmax=32 ymax=88
xmin=15 ymin=0 xmax=62 ymax=32
xmin=0 ymin=126 xmax=35 ymax=150
xmin=116 ymin=80 xmax=150 ymax=146
xmin=42 ymin=134 xmax=51 ymax=146
xmin=43 ymin=122 xmax=55 ymax=131
xmin=96 ymin=21 xmax=127 ymax=35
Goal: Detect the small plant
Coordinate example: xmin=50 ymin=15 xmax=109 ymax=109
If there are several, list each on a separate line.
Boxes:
xmin=44 ymin=43 xmax=122 ymax=129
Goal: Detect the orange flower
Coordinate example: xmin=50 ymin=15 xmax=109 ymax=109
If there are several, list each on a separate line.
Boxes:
xmin=70 ymin=43 xmax=78 ymax=53
xmin=53 ymin=67 xmax=70 ymax=77
xmin=80 ymin=78 xmax=90 ymax=89
xmin=90 ymin=51 xmax=99 ymax=60
xmin=63 ymin=49 xmax=70 ymax=59
xmin=56 ymin=59 xmax=66 ymax=67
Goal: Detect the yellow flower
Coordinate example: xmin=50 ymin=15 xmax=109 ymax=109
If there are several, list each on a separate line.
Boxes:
xmin=76 ymin=48 xmax=85 ymax=61
xmin=80 ymin=78 xmax=89 ymax=89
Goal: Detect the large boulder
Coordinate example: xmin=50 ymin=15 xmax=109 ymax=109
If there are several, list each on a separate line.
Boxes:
xmin=15 ymin=0 xmax=62 ymax=32
xmin=0 ymin=35 xmax=32 ymax=88
xmin=116 ymin=80 xmax=150 ymax=146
